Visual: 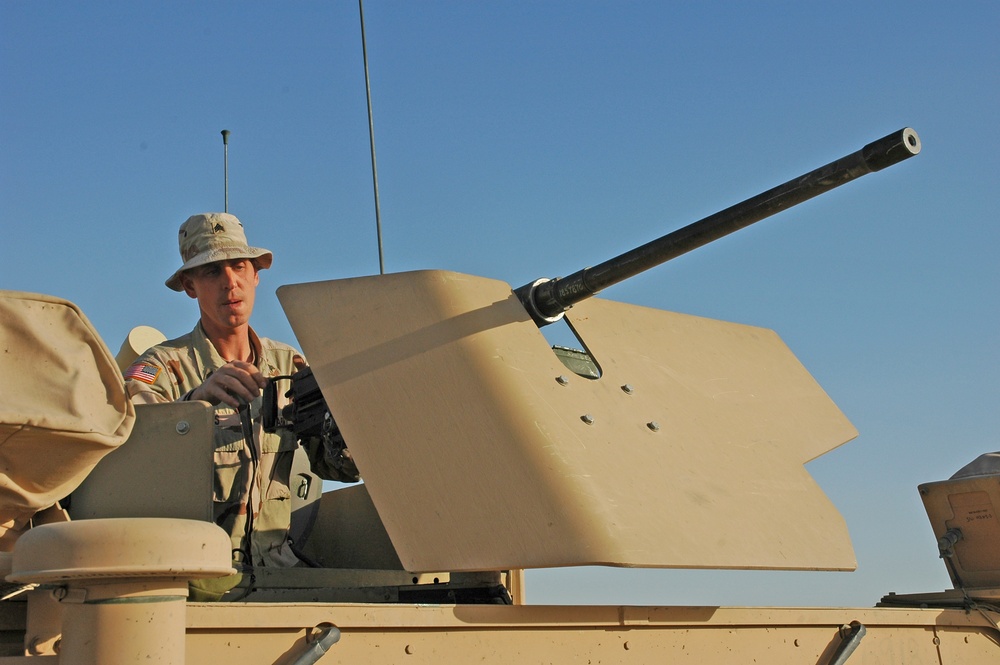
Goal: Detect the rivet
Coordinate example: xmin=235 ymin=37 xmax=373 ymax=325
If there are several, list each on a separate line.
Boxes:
xmin=646 ymin=421 xmax=660 ymax=432
xmin=176 ymin=420 xmax=191 ymax=435
xmin=556 ymin=375 xmax=570 ymax=385
xmin=623 ymin=640 xmax=631 ymax=650
xmin=621 ymin=384 xmax=634 ymax=394
xmin=405 ymin=644 xmax=414 ymax=654
xmin=581 ymin=414 xmax=595 ymax=425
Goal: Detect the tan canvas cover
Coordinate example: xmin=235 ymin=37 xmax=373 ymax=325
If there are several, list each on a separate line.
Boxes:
xmin=0 ymin=291 xmax=135 ymax=522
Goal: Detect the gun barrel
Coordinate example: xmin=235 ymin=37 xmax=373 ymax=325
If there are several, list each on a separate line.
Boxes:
xmin=516 ymin=127 xmax=921 ymax=325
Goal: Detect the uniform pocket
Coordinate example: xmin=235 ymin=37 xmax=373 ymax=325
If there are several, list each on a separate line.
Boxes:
xmin=263 ymin=446 xmax=295 ymax=502
xmin=213 ymin=449 xmax=244 ymax=503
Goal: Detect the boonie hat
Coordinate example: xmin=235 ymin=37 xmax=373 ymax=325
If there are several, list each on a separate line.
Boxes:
xmin=165 ymin=213 xmax=273 ymax=291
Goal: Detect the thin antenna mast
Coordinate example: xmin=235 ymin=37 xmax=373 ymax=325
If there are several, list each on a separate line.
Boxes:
xmin=221 ymin=129 xmax=231 ymax=213
xmin=359 ymin=0 xmax=385 ymax=274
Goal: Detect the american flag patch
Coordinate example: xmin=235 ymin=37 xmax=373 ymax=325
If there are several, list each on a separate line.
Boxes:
xmin=124 ymin=363 xmax=161 ymax=384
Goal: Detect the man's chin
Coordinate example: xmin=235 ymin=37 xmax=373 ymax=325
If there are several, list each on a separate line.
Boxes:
xmin=214 ymin=311 xmax=249 ymax=329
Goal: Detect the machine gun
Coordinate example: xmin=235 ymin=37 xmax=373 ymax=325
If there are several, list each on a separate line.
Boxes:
xmin=267 ymin=128 xmax=921 ymax=451
xmin=275 ymin=126 xmax=923 ymax=575
xmin=515 ymin=127 xmax=921 ymax=325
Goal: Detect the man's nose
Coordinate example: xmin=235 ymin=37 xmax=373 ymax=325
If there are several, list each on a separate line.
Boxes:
xmin=221 ymin=266 xmax=240 ymax=286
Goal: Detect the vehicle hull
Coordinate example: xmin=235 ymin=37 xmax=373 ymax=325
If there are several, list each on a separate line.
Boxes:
xmin=186 ymin=602 xmax=997 ymax=664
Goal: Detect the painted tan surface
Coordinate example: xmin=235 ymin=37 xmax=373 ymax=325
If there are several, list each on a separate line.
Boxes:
xmin=8 ymin=518 xmax=233 ymax=585
xmin=114 ymin=325 xmax=166 ymax=373
xmin=70 ymin=402 xmax=216 ymax=522
xmin=8 ymin=518 xmax=233 ymax=663
xmin=7 ymin=602 xmax=995 ymax=663
xmin=278 ymin=270 xmax=857 ymax=573
xmin=919 ymin=474 xmax=1000 ymax=590
xmin=176 ymin=603 xmax=999 ymax=664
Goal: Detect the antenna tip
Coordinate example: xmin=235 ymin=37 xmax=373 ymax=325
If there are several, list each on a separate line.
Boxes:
xmin=221 ymin=129 xmax=231 ymax=144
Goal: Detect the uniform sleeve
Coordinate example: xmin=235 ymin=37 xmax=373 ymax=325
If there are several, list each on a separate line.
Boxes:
xmin=123 ymin=356 xmax=178 ymax=404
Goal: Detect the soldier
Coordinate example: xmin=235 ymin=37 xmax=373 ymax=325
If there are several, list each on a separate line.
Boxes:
xmin=124 ymin=213 xmax=358 ymax=586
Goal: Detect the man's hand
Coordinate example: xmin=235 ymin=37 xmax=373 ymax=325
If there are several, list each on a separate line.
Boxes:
xmin=190 ymin=360 xmax=268 ymax=408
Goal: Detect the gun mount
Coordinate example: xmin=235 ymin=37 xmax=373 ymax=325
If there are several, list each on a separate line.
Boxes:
xmin=516 ymin=127 xmax=921 ymax=325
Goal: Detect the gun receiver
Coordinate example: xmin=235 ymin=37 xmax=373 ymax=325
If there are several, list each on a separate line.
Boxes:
xmin=515 ymin=127 xmax=921 ymax=326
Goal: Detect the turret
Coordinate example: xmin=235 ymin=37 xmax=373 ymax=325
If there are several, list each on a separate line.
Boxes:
xmin=274 ymin=129 xmax=923 ymax=575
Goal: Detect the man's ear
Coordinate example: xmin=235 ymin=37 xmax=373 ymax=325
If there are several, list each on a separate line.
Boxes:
xmin=179 ymin=273 xmax=198 ymax=299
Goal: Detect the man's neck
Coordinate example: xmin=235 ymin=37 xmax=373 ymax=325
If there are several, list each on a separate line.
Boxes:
xmin=202 ymin=321 xmax=253 ymax=363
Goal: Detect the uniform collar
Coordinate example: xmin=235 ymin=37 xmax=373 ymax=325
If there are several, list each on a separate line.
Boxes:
xmin=191 ymin=320 xmax=263 ymax=374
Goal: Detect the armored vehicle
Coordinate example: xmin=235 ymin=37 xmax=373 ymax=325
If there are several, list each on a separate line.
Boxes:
xmin=1 ymin=127 xmax=998 ymax=664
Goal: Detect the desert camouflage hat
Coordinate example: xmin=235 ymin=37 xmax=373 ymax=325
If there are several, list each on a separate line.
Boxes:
xmin=165 ymin=213 xmax=273 ymax=291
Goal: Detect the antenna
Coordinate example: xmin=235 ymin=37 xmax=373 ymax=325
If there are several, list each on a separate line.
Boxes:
xmin=221 ymin=129 xmax=231 ymax=212
xmin=359 ymin=0 xmax=385 ymax=274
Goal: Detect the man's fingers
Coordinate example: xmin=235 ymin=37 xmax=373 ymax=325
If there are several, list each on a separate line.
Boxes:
xmin=228 ymin=360 xmax=269 ymax=389
xmin=202 ymin=365 xmax=261 ymax=406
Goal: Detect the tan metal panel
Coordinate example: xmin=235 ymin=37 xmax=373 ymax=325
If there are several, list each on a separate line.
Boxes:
xmin=278 ymin=270 xmax=857 ymax=573
xmin=182 ymin=603 xmax=1000 ymax=665
xmin=919 ymin=474 xmax=1000 ymax=590
xmin=300 ymin=485 xmax=403 ymax=570
xmin=70 ymin=402 xmax=215 ymax=522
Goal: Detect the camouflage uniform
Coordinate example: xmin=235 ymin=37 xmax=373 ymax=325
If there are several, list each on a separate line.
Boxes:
xmin=125 ymin=320 xmax=358 ymax=568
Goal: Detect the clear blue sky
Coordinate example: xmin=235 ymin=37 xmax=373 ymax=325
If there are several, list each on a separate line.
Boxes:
xmin=2 ymin=1 xmax=997 ymax=607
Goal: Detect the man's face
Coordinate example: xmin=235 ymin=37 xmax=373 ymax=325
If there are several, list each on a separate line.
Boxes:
xmin=180 ymin=258 xmax=259 ymax=333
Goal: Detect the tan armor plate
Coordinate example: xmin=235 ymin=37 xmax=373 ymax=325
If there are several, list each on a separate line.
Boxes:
xmin=278 ymin=270 xmax=857 ymax=572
